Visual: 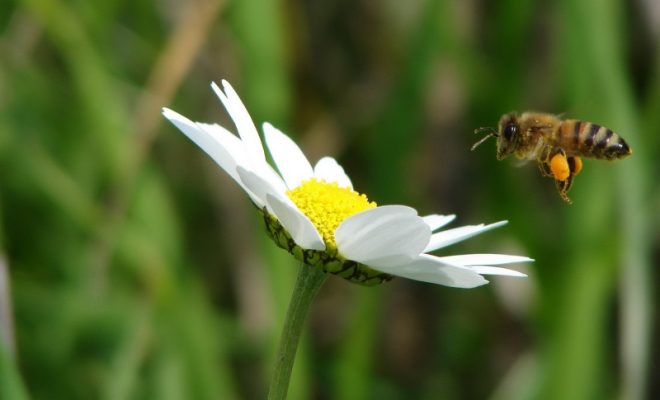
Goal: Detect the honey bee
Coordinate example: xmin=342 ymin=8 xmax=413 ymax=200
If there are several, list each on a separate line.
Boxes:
xmin=471 ymin=112 xmax=632 ymax=203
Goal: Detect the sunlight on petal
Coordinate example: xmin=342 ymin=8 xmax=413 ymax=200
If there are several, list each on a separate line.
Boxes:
xmin=336 ymin=206 xmax=429 ymax=267
xmin=263 ymin=122 xmax=314 ymax=189
xmin=314 ymin=157 xmax=353 ymax=189
xmin=211 ymin=81 xmax=266 ymax=165
xmin=424 ymin=221 xmax=508 ymax=252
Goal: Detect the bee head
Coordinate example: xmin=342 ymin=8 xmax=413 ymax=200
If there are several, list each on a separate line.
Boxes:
xmin=471 ymin=112 xmax=521 ymax=157
xmin=495 ymin=113 xmax=520 ymax=160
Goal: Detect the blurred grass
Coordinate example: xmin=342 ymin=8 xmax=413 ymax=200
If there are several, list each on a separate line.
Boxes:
xmin=0 ymin=344 xmax=29 ymax=400
xmin=542 ymin=1 xmax=652 ymax=400
xmin=0 ymin=0 xmax=657 ymax=399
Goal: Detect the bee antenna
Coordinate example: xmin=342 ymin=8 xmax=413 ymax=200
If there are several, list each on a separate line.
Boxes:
xmin=473 ymin=126 xmax=496 ymax=135
xmin=471 ymin=127 xmax=497 ymax=151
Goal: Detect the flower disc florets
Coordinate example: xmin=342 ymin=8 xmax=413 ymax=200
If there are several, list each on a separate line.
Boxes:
xmin=262 ymin=179 xmax=391 ymax=286
xmin=286 ymin=179 xmax=376 ymax=248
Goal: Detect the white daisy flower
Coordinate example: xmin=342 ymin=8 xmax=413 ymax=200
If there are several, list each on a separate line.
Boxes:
xmin=162 ymin=80 xmax=532 ymax=288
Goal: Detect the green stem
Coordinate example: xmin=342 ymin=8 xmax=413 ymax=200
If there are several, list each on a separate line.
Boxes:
xmin=268 ymin=263 xmax=327 ymax=400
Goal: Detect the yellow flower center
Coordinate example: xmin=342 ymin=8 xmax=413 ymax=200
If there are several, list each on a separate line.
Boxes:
xmin=286 ymin=178 xmax=377 ymax=248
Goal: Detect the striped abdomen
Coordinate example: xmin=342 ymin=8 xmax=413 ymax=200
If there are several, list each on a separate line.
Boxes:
xmin=558 ymin=120 xmax=632 ymax=160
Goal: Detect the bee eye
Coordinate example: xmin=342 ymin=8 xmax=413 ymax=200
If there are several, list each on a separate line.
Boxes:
xmin=503 ymin=123 xmax=517 ymax=141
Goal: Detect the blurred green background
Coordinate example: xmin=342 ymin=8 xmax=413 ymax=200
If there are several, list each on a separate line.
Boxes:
xmin=0 ymin=0 xmax=658 ymax=399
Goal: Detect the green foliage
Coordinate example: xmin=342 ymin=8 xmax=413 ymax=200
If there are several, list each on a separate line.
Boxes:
xmin=0 ymin=0 xmax=656 ymax=399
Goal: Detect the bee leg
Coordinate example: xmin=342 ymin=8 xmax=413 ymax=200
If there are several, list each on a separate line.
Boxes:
xmin=548 ymin=149 xmax=575 ymax=203
xmin=554 ymin=156 xmax=582 ymax=204
xmin=536 ymin=144 xmax=556 ymax=177
xmin=538 ymin=160 xmax=553 ymax=177
xmin=555 ymin=174 xmax=574 ymax=203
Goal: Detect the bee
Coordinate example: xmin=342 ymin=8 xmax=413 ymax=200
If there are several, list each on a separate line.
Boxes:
xmin=471 ymin=112 xmax=632 ymax=203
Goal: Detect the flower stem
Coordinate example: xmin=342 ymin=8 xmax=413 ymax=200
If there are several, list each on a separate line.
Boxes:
xmin=268 ymin=263 xmax=327 ymax=400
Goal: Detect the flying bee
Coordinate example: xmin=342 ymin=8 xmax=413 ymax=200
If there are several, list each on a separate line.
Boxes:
xmin=471 ymin=112 xmax=632 ymax=203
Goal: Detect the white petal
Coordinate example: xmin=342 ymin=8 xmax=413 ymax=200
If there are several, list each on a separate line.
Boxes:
xmin=236 ymin=166 xmax=287 ymax=211
xmin=374 ymin=255 xmax=488 ymax=288
xmin=195 ymin=122 xmax=248 ymax=169
xmin=424 ymin=221 xmax=508 ymax=252
xmin=336 ymin=205 xmax=430 ymax=267
xmin=467 ymin=266 xmax=527 ymax=277
xmin=163 ymin=109 xmax=240 ymax=179
xmin=263 ymin=122 xmax=313 ymax=189
xmin=162 ymin=109 xmax=263 ymax=202
xmin=250 ymin=161 xmax=290 ymax=197
xmin=438 ymin=254 xmax=533 ymax=266
xmin=422 ymin=214 xmax=456 ymax=231
xmin=313 ymin=157 xmax=353 ymax=189
xmin=162 ymin=108 xmax=243 ymax=184
xmin=266 ymin=194 xmax=325 ymax=251
xmin=211 ymin=81 xmax=266 ymax=164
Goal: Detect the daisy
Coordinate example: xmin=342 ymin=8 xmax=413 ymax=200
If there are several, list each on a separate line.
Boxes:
xmin=162 ymin=80 xmax=531 ymax=288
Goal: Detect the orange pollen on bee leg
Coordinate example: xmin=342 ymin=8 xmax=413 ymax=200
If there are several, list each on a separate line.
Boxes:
xmin=550 ymin=153 xmax=570 ymax=181
xmin=573 ymin=157 xmax=583 ymax=176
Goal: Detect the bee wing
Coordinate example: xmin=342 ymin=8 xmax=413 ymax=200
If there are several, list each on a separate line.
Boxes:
xmin=514 ymin=159 xmax=531 ymax=168
xmin=527 ymin=124 xmax=555 ymax=135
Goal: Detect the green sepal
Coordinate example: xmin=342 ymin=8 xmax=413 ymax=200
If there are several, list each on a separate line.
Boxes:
xmin=262 ymin=209 xmax=392 ymax=286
